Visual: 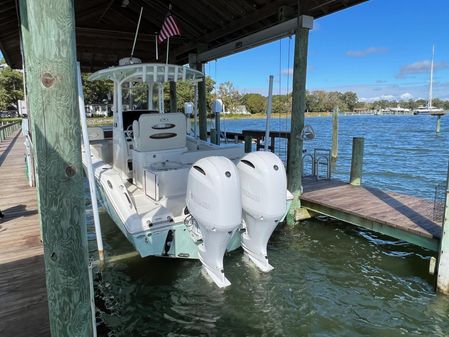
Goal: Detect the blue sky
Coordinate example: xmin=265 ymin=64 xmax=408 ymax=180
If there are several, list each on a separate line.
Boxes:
xmin=205 ymin=0 xmax=449 ymax=102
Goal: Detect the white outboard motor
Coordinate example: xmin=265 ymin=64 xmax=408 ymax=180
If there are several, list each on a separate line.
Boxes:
xmin=186 ymin=156 xmax=242 ymax=288
xmin=237 ymin=151 xmax=287 ymax=272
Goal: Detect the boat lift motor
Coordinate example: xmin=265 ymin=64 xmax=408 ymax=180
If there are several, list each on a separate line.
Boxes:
xmin=186 ymin=156 xmax=242 ymax=288
xmin=237 ymin=151 xmax=287 ymax=272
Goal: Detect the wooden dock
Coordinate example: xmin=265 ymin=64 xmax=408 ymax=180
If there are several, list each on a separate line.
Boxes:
xmin=0 ymin=130 xmax=49 ymax=336
xmin=300 ymin=178 xmax=441 ymax=251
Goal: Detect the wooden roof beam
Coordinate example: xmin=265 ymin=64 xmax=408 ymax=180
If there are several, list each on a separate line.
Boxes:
xmin=174 ymin=0 xmax=289 ymax=58
xmin=75 ymin=1 xmax=112 ymax=21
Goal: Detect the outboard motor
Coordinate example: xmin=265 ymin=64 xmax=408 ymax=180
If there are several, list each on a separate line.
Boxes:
xmin=237 ymin=151 xmax=287 ymax=272
xmin=186 ymin=156 xmax=242 ymax=288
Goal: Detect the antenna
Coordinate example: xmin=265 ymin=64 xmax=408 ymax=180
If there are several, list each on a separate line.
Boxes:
xmin=130 ymin=7 xmax=144 ymax=59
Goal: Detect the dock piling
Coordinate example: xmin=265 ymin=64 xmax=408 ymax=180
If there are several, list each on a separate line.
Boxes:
xmin=437 ymin=157 xmax=449 ymax=294
xmin=19 ymin=0 xmax=94 ymax=335
xmin=169 ymin=81 xmax=177 ymax=112
xmin=349 ymin=137 xmax=364 ymax=186
xmin=331 ymin=107 xmax=339 ymax=163
xmin=196 ymin=63 xmax=208 ymax=141
xmin=286 ymin=16 xmax=313 ymax=225
xmin=210 ymin=128 xmax=217 ymax=144
xmin=436 ymin=115 xmax=442 ymax=133
xmin=244 ymin=135 xmax=252 ymax=153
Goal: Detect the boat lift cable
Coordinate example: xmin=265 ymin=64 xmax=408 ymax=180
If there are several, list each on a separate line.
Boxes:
xmin=76 ymin=62 xmax=105 ymax=266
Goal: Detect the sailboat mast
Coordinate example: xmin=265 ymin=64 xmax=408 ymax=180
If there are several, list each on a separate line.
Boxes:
xmin=429 ymin=45 xmax=435 ymax=108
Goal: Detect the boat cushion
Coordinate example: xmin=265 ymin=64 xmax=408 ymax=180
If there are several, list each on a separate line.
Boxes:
xmin=133 ymin=113 xmax=187 ymax=152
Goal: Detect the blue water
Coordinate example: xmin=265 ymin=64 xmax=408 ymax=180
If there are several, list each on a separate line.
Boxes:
xmin=90 ymin=115 xmax=449 ymax=336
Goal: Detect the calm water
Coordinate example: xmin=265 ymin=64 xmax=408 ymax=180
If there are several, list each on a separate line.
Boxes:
xmin=88 ymin=115 xmax=449 ymax=336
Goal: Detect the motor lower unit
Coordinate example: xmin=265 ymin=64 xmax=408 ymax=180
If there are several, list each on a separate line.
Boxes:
xmin=238 ymin=151 xmax=287 ymax=272
xmin=186 ymin=156 xmax=242 ymax=288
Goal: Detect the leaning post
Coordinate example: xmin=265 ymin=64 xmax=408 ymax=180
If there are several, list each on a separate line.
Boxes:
xmin=437 ymin=157 xmax=449 ymax=294
xmin=286 ymin=15 xmax=313 ymax=225
xmin=349 ymin=137 xmax=365 ymax=186
xmin=19 ymin=0 xmax=93 ymax=335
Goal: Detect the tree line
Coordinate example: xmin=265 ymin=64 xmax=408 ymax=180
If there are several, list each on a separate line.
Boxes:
xmin=2 ymin=59 xmax=449 ymax=113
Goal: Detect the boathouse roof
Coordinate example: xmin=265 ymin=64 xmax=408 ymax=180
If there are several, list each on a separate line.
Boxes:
xmin=0 ymin=0 xmax=366 ymax=71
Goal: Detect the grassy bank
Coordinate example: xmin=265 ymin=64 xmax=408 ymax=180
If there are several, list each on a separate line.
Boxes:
xmin=0 ymin=117 xmax=22 ymax=123
xmin=82 ymin=111 xmax=335 ymax=128
xmin=219 ymin=111 xmax=332 ymax=119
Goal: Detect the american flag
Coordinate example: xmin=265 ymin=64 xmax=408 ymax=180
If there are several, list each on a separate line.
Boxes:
xmin=158 ymin=12 xmax=181 ymax=43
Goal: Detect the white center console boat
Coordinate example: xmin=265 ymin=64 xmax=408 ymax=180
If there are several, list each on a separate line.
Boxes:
xmin=83 ymin=61 xmax=293 ymax=287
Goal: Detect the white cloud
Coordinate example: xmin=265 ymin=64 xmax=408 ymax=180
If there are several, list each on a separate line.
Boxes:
xmin=281 ymin=68 xmax=293 ymax=76
xmin=346 ymin=47 xmax=388 ymax=57
xmin=309 ymin=81 xmax=449 ymax=102
xmin=400 ymin=92 xmax=414 ymax=100
xmin=397 ymin=60 xmax=448 ymax=78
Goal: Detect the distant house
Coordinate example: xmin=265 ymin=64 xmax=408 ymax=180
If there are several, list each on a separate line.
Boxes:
xmin=223 ymin=105 xmax=250 ymax=115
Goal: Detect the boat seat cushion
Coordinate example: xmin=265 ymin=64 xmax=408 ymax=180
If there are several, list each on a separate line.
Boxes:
xmin=133 ymin=113 xmax=187 ymax=152
xmin=87 ymin=127 xmax=104 ymax=141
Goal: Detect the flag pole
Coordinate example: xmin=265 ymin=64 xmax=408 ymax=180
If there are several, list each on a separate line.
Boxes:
xmin=155 ymin=33 xmax=159 ymax=60
xmin=131 ymin=6 xmax=144 ymax=59
xmin=166 ymin=36 xmax=170 ymax=64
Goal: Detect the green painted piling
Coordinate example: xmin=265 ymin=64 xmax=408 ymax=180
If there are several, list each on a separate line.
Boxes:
xmin=19 ymin=0 xmax=93 ymax=335
xmin=286 ymin=19 xmax=311 ymax=225
xmin=349 ymin=137 xmax=364 ymax=186
xmin=169 ymin=81 xmax=177 ymax=112
xmin=244 ymin=135 xmax=252 ymax=153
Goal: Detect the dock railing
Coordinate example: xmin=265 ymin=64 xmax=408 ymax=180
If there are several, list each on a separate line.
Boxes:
xmin=0 ymin=121 xmax=21 ymax=142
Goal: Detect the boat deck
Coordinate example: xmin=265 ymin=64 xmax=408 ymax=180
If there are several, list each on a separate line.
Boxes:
xmin=301 ymin=178 xmax=441 ymax=251
xmin=0 ymin=130 xmax=49 ymax=336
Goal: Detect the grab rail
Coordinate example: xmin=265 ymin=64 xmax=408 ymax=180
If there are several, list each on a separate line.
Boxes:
xmin=302 ymin=148 xmax=331 ymax=180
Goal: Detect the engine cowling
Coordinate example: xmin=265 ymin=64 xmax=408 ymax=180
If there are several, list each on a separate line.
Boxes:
xmin=237 ymin=151 xmax=287 ymax=272
xmin=186 ymin=156 xmax=242 ymax=287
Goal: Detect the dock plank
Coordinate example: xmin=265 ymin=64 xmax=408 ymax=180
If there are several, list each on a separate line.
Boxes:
xmin=301 ymin=177 xmax=442 ymax=250
xmin=0 ymin=130 xmax=50 ymax=337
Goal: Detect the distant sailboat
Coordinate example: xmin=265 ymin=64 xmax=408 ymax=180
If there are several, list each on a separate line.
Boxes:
xmin=414 ymin=45 xmax=444 ymax=115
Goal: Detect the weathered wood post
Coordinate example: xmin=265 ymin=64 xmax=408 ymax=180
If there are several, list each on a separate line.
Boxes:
xmin=331 ymin=107 xmax=339 ymax=163
xmin=196 ymin=63 xmax=208 ymax=141
xmin=169 ymin=81 xmax=177 ymax=112
xmin=437 ymin=157 xmax=449 ymax=294
xmin=244 ymin=135 xmax=252 ymax=153
xmin=286 ymin=15 xmax=313 ymax=225
xmin=188 ymin=53 xmax=207 ymax=141
xmin=349 ymin=137 xmax=364 ymax=186
xmin=19 ymin=0 xmax=93 ymax=335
